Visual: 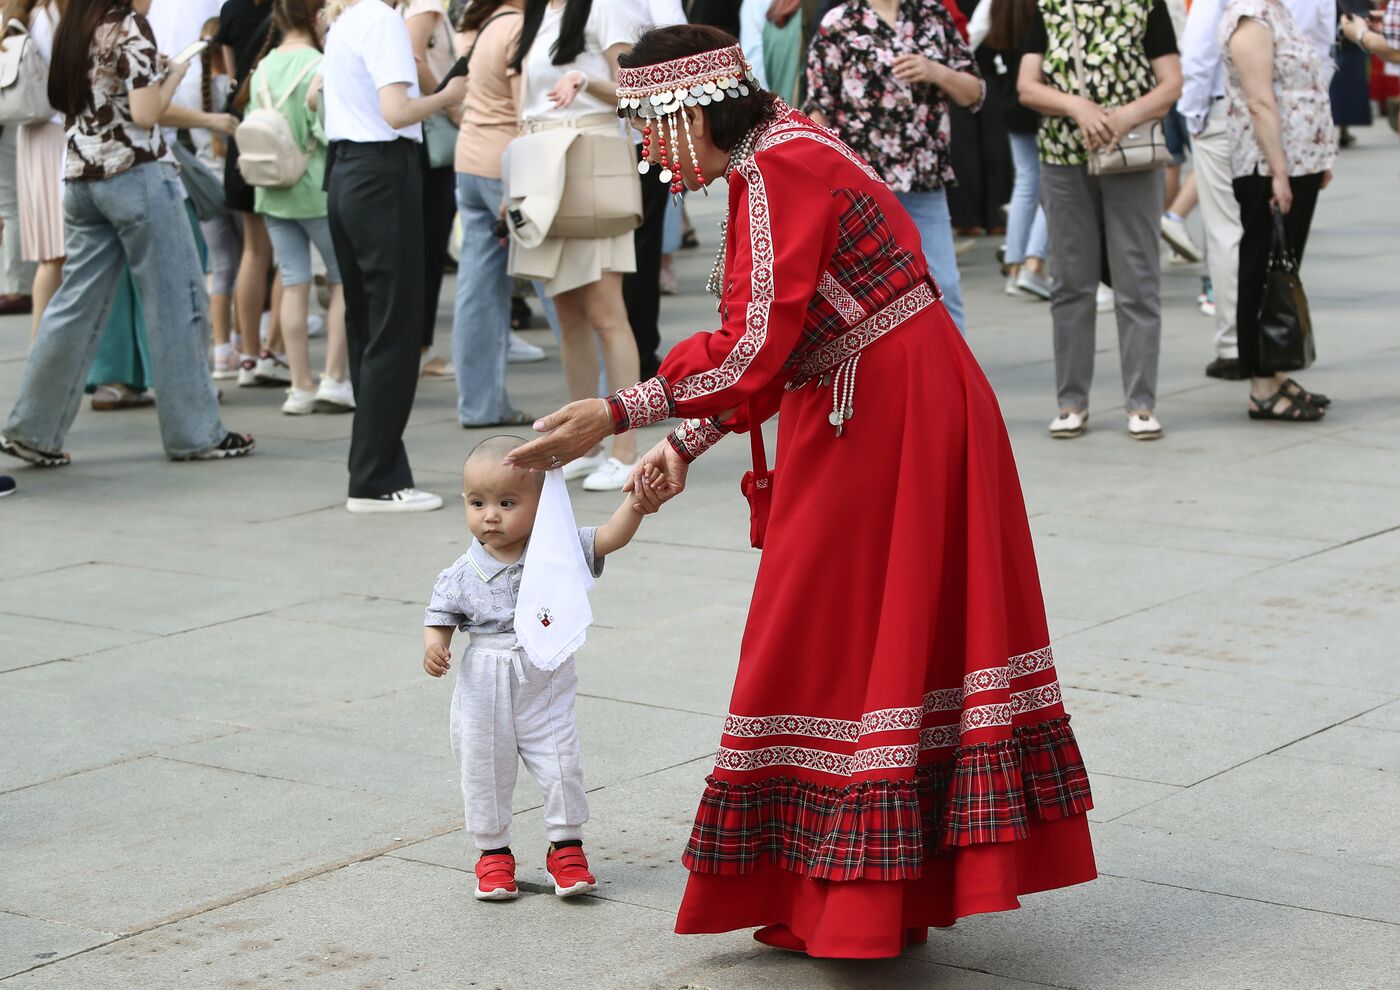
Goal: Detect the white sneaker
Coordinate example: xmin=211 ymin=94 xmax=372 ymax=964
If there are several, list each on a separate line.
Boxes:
xmin=345 ymin=488 xmax=444 ymax=514
xmin=254 ymin=352 xmax=292 ymax=386
xmin=508 ymin=333 xmax=546 ymax=364
xmin=1199 ymin=299 xmax=1217 ymax=318
xmin=236 ymin=355 xmax=260 ymax=387
xmin=1015 ymin=268 xmax=1052 ymax=301
xmin=1049 ymin=410 xmax=1089 ymax=439
xmin=212 ymin=347 xmax=240 ymax=380
xmin=582 ymin=456 xmax=636 ymax=492
xmin=281 ymin=387 xmax=318 ymax=415
xmin=1127 ymin=411 xmax=1163 ymax=441
xmin=1096 ymin=284 xmax=1115 ymax=313
xmin=315 ymin=376 xmax=355 ymax=412
xmin=307 ymin=314 xmax=326 ymax=338
xmin=562 ymin=451 xmax=607 ymax=481
xmin=1004 ymin=272 xmax=1021 ymax=297
xmin=1160 ymin=214 xmax=1203 ymax=263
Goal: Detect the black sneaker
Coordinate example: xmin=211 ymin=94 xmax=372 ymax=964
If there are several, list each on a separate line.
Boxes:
xmin=0 ymin=475 xmax=15 ymax=498
xmin=1205 ymin=357 xmax=1244 ymax=381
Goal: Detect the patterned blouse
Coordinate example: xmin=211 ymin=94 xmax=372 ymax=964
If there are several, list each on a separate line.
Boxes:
xmin=1024 ymin=0 xmax=1178 ymax=167
xmin=805 ymin=0 xmax=983 ymax=193
xmin=1220 ymin=0 xmax=1337 ymax=177
xmin=64 ymin=11 xmax=174 ymax=182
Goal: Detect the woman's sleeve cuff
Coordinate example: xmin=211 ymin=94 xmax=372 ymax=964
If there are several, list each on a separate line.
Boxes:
xmin=667 ymin=417 xmax=729 ymax=463
xmin=610 ymin=376 xmax=676 ymax=433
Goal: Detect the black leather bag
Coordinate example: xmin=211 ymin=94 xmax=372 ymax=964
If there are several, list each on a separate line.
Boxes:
xmin=1256 ymin=205 xmax=1315 ymax=374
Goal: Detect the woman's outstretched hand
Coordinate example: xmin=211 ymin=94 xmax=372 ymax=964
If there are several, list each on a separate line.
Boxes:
xmin=625 ymin=439 xmax=689 ymax=504
xmin=504 ymin=399 xmax=615 ymax=471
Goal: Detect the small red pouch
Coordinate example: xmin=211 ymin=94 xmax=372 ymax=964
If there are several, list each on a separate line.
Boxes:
xmin=739 ymin=408 xmax=773 ymax=549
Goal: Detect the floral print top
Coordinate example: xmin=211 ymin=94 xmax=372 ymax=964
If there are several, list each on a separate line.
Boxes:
xmin=64 ymin=11 xmax=174 ymax=182
xmin=805 ymin=0 xmax=983 ymax=193
xmin=1024 ymin=0 xmax=1178 ymax=167
xmin=1220 ymin=0 xmax=1337 ymax=177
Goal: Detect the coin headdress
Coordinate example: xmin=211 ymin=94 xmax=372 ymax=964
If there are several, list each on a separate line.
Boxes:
xmin=615 ymin=44 xmax=760 ymax=198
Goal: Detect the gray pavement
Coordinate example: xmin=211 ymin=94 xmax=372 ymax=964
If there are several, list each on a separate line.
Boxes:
xmin=1 ymin=126 xmax=1398 ymax=990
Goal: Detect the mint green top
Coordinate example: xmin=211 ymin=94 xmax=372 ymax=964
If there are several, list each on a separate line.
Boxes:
xmin=249 ymin=48 xmax=327 ymax=220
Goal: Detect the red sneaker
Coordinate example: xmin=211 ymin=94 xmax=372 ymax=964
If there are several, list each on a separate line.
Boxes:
xmin=545 ymin=844 xmax=597 ymax=897
xmin=473 ymin=852 xmax=520 ymax=901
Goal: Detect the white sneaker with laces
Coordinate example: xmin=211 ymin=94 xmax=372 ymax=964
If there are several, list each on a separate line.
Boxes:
xmin=562 ymin=451 xmax=607 ymax=481
xmin=307 ymin=314 xmax=326 ymax=338
xmin=254 ymin=352 xmax=292 ymax=386
xmin=1049 ymin=410 xmax=1089 ymax=439
xmin=508 ymin=333 xmax=546 ymax=363
xmin=281 ymin=387 xmax=317 ymax=415
xmin=345 ymin=488 xmax=444 ymax=514
xmin=1160 ymin=214 xmax=1203 ymax=262
xmin=1004 ymin=272 xmax=1021 ymax=297
xmin=1015 ymin=268 xmax=1052 ymax=300
xmin=1127 ymin=411 xmax=1163 ymax=441
xmin=315 ymin=376 xmax=355 ymax=411
xmin=582 ymin=456 xmax=637 ymax=492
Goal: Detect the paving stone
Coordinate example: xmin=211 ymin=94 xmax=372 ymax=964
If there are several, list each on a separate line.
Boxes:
xmin=0 ymin=911 xmax=112 ymax=981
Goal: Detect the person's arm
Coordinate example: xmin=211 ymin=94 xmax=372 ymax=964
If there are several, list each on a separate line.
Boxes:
xmin=380 ymin=76 xmax=467 ymax=129
xmin=1017 ymin=53 xmax=1114 ymax=148
xmin=1228 ymin=17 xmax=1292 ymax=212
xmin=1343 ymin=12 xmax=1400 ymax=64
xmin=803 ymin=17 xmax=841 ymax=128
xmin=1104 ymin=53 xmax=1182 ymax=140
xmin=130 ymin=58 xmax=189 ymax=130
xmin=159 ymin=102 xmax=239 ymax=134
xmin=1177 ymin=0 xmax=1225 ymax=133
xmin=406 ymin=10 xmax=444 ymax=93
xmin=594 ymin=485 xmax=664 ymax=557
xmin=892 ymin=6 xmax=984 ymax=109
xmin=544 ymin=40 xmax=630 ymax=109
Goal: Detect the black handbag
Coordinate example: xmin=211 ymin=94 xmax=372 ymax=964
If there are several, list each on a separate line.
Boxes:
xmin=1256 ymin=205 xmax=1316 ymax=374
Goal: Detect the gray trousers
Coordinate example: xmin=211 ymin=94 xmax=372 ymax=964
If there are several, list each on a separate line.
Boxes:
xmin=1041 ymin=162 xmax=1164 ymax=413
xmin=0 ymin=126 xmax=36 ymax=295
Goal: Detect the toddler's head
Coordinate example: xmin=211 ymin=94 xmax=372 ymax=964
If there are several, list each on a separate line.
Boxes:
xmin=461 ymin=436 xmax=545 ymax=555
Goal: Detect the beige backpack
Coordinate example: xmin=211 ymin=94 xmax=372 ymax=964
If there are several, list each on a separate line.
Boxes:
xmin=234 ymin=58 xmax=321 ymax=189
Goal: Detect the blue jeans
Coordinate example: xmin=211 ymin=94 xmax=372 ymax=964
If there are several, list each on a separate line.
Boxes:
xmin=265 ymin=214 xmax=341 ymax=287
xmin=453 ymin=173 xmax=517 ymax=425
xmin=894 ymin=188 xmax=965 ymax=332
xmin=5 ymin=162 xmax=225 ymax=457
xmin=1006 ymin=132 xmax=1049 ymax=265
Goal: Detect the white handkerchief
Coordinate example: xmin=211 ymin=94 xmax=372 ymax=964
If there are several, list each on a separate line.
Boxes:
xmin=516 ymin=469 xmax=595 ymax=672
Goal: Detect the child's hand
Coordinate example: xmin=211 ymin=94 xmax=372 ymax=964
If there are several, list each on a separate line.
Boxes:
xmin=424 ymin=643 xmax=452 ymax=677
xmin=630 ymin=473 xmax=664 ymax=515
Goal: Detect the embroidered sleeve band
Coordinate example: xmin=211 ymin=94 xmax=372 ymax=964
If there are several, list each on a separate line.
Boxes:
xmin=610 ymin=376 xmax=676 ymax=433
xmin=668 ymin=417 xmax=730 ymax=462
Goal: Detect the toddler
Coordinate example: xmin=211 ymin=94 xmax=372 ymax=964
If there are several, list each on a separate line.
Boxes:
xmin=424 ymin=436 xmax=660 ymax=901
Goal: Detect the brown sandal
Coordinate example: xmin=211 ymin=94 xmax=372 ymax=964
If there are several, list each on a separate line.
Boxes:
xmin=1248 ymin=389 xmax=1324 ymax=422
xmin=1279 ymin=378 xmax=1330 ymax=409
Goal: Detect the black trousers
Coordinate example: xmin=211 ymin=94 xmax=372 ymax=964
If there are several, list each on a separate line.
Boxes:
xmin=421 ymin=163 xmax=456 ymax=349
xmin=328 ymin=139 xmax=425 ymax=498
xmin=1232 ymin=171 xmax=1322 ymax=380
xmin=622 ymin=151 xmax=670 ymax=380
xmin=948 ymin=94 xmax=1013 ymax=231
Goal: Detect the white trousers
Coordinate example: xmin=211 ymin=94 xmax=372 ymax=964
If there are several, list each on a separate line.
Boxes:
xmin=450 ymin=639 xmax=589 ymax=850
xmin=1192 ymin=100 xmax=1244 ymax=360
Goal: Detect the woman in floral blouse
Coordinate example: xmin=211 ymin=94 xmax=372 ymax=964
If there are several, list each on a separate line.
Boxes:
xmin=1222 ymin=0 xmax=1335 ymax=421
xmin=1017 ymin=0 xmax=1181 ymax=442
xmin=805 ymin=0 xmax=984 ymax=331
xmin=2 ymin=0 xmax=254 ymax=466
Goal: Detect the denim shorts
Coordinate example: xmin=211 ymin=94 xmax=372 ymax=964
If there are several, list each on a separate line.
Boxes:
xmin=265 ymin=214 xmax=341 ymax=287
xmin=1163 ymin=108 xmax=1189 ymax=165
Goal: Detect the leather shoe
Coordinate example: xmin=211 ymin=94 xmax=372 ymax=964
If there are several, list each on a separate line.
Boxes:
xmin=1205 ymin=357 xmax=1244 ymax=380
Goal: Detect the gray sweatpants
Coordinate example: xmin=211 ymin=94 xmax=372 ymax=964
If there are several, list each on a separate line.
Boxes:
xmin=0 ymin=126 xmax=36 ymax=296
xmin=450 ymin=635 xmax=589 ymax=851
xmin=1041 ymin=162 xmax=1164 ymax=413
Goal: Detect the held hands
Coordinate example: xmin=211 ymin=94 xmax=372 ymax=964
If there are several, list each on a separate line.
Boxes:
xmin=424 ymin=642 xmax=451 ymax=677
xmin=892 ymin=53 xmax=940 ymax=86
xmin=546 ymin=70 xmax=587 ymax=109
xmin=1071 ymin=97 xmax=1114 ymax=150
xmin=628 ymin=472 xmax=665 ymax=515
xmin=624 ymin=439 xmax=689 ymax=507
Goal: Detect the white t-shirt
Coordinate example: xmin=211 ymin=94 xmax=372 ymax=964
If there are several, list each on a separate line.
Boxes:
xmin=324 ymin=0 xmax=423 ymax=143
xmin=146 ymin=0 xmax=223 ymax=117
xmin=520 ymin=0 xmax=644 ymax=123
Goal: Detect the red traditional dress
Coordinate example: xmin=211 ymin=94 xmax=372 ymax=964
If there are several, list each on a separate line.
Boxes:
xmin=609 ymin=91 xmax=1096 ymax=958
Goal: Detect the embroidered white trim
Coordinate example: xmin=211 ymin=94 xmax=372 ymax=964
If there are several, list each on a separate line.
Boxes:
xmin=818 ymin=272 xmax=864 ymax=326
xmin=723 ymin=713 xmax=861 ymax=741
xmin=1011 ymin=645 xmax=1056 ymax=677
xmin=714 ymin=743 xmax=919 ymax=775
xmin=790 ymin=281 xmax=937 ymax=387
xmin=669 ymin=417 xmax=727 ymax=460
xmin=1013 ymin=681 xmax=1063 ymax=714
xmin=670 ymin=157 xmax=774 ymax=403
xmin=616 ymin=376 xmax=673 ymax=430
xmin=755 ymin=126 xmax=886 ymax=184
xmin=919 ymin=724 xmax=961 ymax=750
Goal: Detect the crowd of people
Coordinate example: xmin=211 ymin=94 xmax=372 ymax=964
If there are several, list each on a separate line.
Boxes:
xmin=0 ymin=0 xmax=1395 ymax=505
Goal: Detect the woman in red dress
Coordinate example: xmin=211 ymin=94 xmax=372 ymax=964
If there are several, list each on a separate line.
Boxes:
xmin=507 ymin=24 xmax=1096 ymax=959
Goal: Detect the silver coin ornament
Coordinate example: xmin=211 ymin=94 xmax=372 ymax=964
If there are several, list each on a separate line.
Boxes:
xmin=659 ymin=168 xmax=673 ymax=183
xmin=638 ymin=160 xmax=650 ymax=175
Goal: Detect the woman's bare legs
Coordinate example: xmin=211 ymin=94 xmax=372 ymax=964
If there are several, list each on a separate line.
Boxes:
xmin=321 ymin=282 xmax=348 ymax=383
xmin=552 ymin=273 xmax=640 ymax=463
xmin=279 ymin=281 xmax=315 ymax=393
xmin=29 ymin=258 xmax=62 ymax=339
xmin=234 ymin=212 xmax=272 ymax=359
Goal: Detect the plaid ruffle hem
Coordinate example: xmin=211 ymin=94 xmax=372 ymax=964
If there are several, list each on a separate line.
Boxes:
xmin=682 ymin=715 xmax=1092 ymax=881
